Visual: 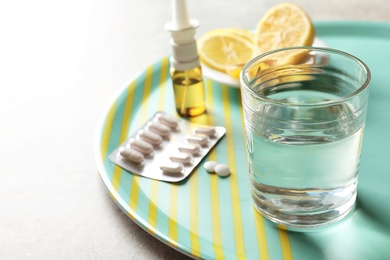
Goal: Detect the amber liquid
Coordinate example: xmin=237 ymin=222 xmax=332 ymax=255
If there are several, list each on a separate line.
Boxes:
xmin=171 ymin=66 xmax=206 ymax=117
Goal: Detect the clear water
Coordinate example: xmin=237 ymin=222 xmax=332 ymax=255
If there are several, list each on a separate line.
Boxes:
xmin=245 ymin=86 xmax=365 ymax=228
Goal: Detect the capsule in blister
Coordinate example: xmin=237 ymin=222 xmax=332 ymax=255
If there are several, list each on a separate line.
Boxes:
xmin=129 ymin=139 xmax=153 ymax=155
xmin=156 ymin=113 xmax=179 ymax=129
xmin=108 ymin=111 xmax=227 ymax=183
xmin=139 ymin=130 xmax=162 ymax=146
xmin=178 ymin=143 xmax=201 ymax=155
xmin=160 ymin=162 xmax=184 ymax=174
xmin=119 ymin=147 xmax=144 ymax=164
xmin=186 ymin=134 xmax=209 ymax=146
xmin=169 ymin=152 xmax=193 ymax=164
xmin=194 ymin=127 xmax=216 ymax=137
xmin=148 ymin=122 xmax=171 ymax=137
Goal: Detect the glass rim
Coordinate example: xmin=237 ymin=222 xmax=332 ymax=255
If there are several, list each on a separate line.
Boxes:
xmin=240 ymin=46 xmax=371 ymax=107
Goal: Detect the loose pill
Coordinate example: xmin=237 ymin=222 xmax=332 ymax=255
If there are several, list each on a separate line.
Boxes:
xmin=129 ymin=139 xmax=154 ymax=155
xmin=194 ymin=127 xmax=216 ymax=137
xmin=148 ymin=122 xmax=171 ymax=137
xmin=186 ymin=134 xmax=209 ymax=146
xmin=169 ymin=152 xmax=193 ymax=164
xmin=139 ymin=130 xmax=162 ymax=146
xmin=204 ymin=161 xmax=218 ymax=173
xmin=215 ymin=164 xmax=230 ymax=177
xmin=156 ymin=113 xmax=179 ymax=129
xmin=119 ymin=147 xmax=144 ymax=164
xmin=160 ymin=162 xmax=184 ymax=174
xmin=178 ymin=143 xmax=201 ymax=155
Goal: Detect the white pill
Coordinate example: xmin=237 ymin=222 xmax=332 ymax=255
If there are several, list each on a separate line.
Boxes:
xmin=215 ymin=164 xmax=230 ymax=177
xmin=204 ymin=161 xmax=218 ymax=173
xmin=194 ymin=127 xmax=216 ymax=137
xmin=148 ymin=122 xmax=171 ymax=137
xmin=186 ymin=134 xmax=209 ymax=146
xmin=119 ymin=147 xmax=144 ymax=163
xmin=160 ymin=162 xmax=184 ymax=174
xmin=139 ymin=130 xmax=162 ymax=145
xmin=178 ymin=143 xmax=201 ymax=155
xmin=156 ymin=113 xmax=179 ymax=129
xmin=169 ymin=152 xmax=193 ymax=164
xmin=129 ymin=139 xmax=153 ymax=155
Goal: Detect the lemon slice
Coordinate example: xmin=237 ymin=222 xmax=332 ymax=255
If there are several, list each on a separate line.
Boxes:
xmin=213 ymin=28 xmax=255 ymax=44
xmin=198 ymin=30 xmax=255 ymax=73
xmin=225 ymin=64 xmax=244 ymax=79
xmin=255 ymin=2 xmax=315 ymax=54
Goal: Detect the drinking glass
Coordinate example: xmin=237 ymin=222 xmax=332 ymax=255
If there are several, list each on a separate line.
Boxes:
xmin=240 ymin=47 xmax=371 ymax=229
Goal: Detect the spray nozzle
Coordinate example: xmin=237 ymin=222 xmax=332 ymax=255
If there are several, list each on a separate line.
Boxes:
xmin=171 ymin=0 xmax=190 ymax=29
xmin=165 ymin=0 xmax=201 ymax=71
xmin=165 ymin=0 xmax=199 ymax=31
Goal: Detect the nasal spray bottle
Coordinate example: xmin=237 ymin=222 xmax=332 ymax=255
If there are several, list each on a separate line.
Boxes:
xmin=165 ymin=0 xmax=206 ymax=117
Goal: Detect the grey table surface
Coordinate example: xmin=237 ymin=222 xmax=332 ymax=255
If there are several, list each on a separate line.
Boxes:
xmin=1 ymin=0 xmax=389 ymax=259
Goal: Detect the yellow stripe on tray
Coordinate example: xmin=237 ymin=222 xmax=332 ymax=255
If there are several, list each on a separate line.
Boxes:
xmin=278 ymin=225 xmax=292 ymax=260
xmin=112 ymin=81 xmax=137 ymax=190
xmin=188 ymin=112 xmax=212 ymax=258
xmin=158 ymin=57 xmax=169 ymax=109
xmin=238 ymin=95 xmax=270 ymax=259
xmin=169 ymin=183 xmax=179 ymax=247
xmin=188 ymin=114 xmax=205 ymax=258
xmin=129 ymin=64 xmax=154 ymax=217
xmin=153 ymin=58 xmax=180 ymax=247
xmin=190 ymin=168 xmax=201 ymax=258
xmin=205 ymin=79 xmax=225 ymax=259
xmin=221 ymin=86 xmax=246 ymax=259
xmin=100 ymin=103 xmax=117 ymax=161
xmin=253 ymin=209 xmax=269 ymax=259
xmin=140 ymin=66 xmax=153 ymax=121
xmin=140 ymin=64 xmax=157 ymax=232
xmin=148 ymin=58 xmax=169 ymax=232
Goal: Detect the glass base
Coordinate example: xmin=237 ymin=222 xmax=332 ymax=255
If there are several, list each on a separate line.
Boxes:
xmin=252 ymin=194 xmax=356 ymax=231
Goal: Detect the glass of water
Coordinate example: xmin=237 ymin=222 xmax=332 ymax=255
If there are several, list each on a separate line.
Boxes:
xmin=240 ymin=47 xmax=371 ymax=229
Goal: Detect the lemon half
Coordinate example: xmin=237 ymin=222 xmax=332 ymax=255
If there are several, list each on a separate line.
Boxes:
xmin=197 ymin=3 xmax=315 ymax=79
xmin=255 ymin=2 xmax=315 ymax=54
xmin=197 ymin=29 xmax=255 ymax=74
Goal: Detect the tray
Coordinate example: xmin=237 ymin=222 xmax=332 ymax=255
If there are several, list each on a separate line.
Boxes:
xmin=94 ymin=22 xmax=390 ymax=259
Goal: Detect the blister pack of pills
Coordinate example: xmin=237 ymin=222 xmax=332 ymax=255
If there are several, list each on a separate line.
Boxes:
xmin=109 ymin=112 xmax=226 ymax=182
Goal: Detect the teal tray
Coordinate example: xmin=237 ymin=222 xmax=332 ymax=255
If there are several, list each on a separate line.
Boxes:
xmin=94 ymin=22 xmax=390 ymax=259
